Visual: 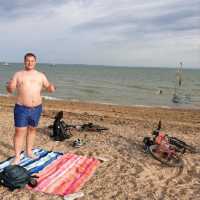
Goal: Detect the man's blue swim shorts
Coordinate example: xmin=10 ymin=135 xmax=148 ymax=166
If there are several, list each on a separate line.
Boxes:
xmin=14 ymin=104 xmax=42 ymax=127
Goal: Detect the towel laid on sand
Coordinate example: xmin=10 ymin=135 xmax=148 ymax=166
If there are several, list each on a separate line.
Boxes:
xmin=29 ymin=153 xmax=100 ymax=195
xmin=0 ymin=148 xmax=62 ymax=174
xmin=0 ymin=148 xmax=100 ymax=196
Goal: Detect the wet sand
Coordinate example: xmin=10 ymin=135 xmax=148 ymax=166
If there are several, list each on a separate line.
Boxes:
xmin=0 ymin=96 xmax=200 ymax=200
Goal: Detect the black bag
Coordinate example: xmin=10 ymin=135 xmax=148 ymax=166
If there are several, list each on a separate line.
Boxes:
xmin=0 ymin=165 xmax=38 ymax=191
xmin=52 ymin=111 xmax=71 ymax=141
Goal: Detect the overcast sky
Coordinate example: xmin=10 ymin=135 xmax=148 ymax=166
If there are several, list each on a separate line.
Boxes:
xmin=0 ymin=0 xmax=199 ymax=68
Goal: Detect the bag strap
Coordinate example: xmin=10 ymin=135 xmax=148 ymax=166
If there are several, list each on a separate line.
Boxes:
xmin=31 ymin=175 xmax=39 ymax=179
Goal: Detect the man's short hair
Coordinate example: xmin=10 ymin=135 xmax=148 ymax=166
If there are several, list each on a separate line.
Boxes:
xmin=24 ymin=53 xmax=37 ymax=60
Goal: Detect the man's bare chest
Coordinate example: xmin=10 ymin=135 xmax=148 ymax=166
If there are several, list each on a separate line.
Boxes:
xmin=17 ymin=76 xmax=42 ymax=88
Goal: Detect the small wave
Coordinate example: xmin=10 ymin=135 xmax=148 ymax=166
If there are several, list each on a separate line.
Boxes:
xmin=85 ymin=100 xmax=119 ymax=106
xmin=0 ymin=93 xmax=63 ymax=100
xmin=0 ymin=93 xmax=62 ymax=101
xmin=67 ymin=98 xmax=80 ymax=102
xmin=133 ymin=104 xmax=172 ymax=109
xmin=126 ymin=84 xmax=155 ymax=91
xmin=159 ymin=86 xmax=173 ymax=90
xmin=79 ymin=88 xmax=100 ymax=94
xmin=42 ymin=96 xmax=62 ymax=100
xmin=0 ymin=93 xmax=8 ymax=97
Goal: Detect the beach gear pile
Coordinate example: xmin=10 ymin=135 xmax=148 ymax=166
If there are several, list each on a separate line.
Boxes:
xmin=76 ymin=122 xmax=108 ymax=132
xmin=48 ymin=111 xmax=109 ymax=144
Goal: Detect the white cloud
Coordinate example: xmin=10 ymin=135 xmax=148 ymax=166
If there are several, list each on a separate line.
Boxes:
xmin=0 ymin=0 xmax=199 ymax=67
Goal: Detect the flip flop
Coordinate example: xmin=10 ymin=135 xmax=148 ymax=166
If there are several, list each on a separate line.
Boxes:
xmin=72 ymin=139 xmax=86 ymax=148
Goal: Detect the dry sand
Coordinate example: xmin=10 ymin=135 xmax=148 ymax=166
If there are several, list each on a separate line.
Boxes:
xmin=0 ymin=96 xmax=200 ymax=200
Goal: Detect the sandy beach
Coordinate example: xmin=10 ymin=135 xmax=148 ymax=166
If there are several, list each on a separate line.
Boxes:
xmin=0 ymin=96 xmax=200 ymax=200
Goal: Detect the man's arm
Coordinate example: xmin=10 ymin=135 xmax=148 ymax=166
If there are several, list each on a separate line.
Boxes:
xmin=6 ymin=73 xmax=18 ymax=93
xmin=42 ymin=73 xmax=56 ymax=93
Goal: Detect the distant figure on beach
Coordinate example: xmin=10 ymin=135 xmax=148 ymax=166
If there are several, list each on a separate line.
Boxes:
xmin=6 ymin=53 xmax=56 ymax=164
xmin=156 ymin=89 xmax=163 ymax=95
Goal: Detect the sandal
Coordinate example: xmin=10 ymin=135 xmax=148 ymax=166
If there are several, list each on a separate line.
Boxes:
xmin=72 ymin=139 xmax=86 ymax=148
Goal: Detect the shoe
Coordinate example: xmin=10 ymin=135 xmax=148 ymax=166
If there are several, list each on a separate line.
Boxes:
xmin=72 ymin=139 xmax=85 ymax=148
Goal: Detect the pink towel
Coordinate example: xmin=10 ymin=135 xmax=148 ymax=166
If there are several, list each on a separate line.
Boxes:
xmin=29 ymin=153 xmax=100 ymax=196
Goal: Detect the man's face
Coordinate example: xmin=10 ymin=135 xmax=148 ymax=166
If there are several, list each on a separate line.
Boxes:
xmin=24 ymin=56 xmax=36 ymax=70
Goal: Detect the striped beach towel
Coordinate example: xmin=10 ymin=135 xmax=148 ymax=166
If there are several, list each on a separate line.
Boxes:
xmin=0 ymin=148 xmax=100 ymax=196
xmin=0 ymin=148 xmax=63 ymax=174
xmin=30 ymin=153 xmax=100 ymax=196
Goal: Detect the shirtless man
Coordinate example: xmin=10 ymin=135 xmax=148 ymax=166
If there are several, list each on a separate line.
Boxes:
xmin=6 ymin=53 xmax=56 ymax=164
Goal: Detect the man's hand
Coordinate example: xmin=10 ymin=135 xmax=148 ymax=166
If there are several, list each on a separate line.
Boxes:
xmin=47 ymin=83 xmax=56 ymax=93
xmin=6 ymin=73 xmax=18 ymax=94
xmin=6 ymin=80 xmax=16 ymax=93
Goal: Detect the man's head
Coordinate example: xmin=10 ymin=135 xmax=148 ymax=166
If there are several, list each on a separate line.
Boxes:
xmin=24 ymin=53 xmax=37 ymax=71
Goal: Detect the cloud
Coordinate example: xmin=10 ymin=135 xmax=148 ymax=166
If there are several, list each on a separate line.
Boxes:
xmin=0 ymin=0 xmax=199 ymax=67
xmin=0 ymin=0 xmax=66 ymax=12
xmin=0 ymin=0 xmax=68 ymax=19
xmin=72 ymin=0 xmax=200 ymax=36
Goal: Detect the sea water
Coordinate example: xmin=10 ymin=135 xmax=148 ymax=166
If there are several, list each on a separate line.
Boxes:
xmin=0 ymin=63 xmax=200 ymax=108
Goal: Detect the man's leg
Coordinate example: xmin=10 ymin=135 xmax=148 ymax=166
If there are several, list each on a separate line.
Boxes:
xmin=26 ymin=105 xmax=42 ymax=158
xmin=13 ymin=127 xmax=27 ymax=164
xmin=26 ymin=126 xmax=37 ymax=158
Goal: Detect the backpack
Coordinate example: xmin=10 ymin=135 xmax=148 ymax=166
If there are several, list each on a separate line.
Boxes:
xmin=51 ymin=111 xmax=71 ymax=141
xmin=0 ymin=165 xmax=38 ymax=191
